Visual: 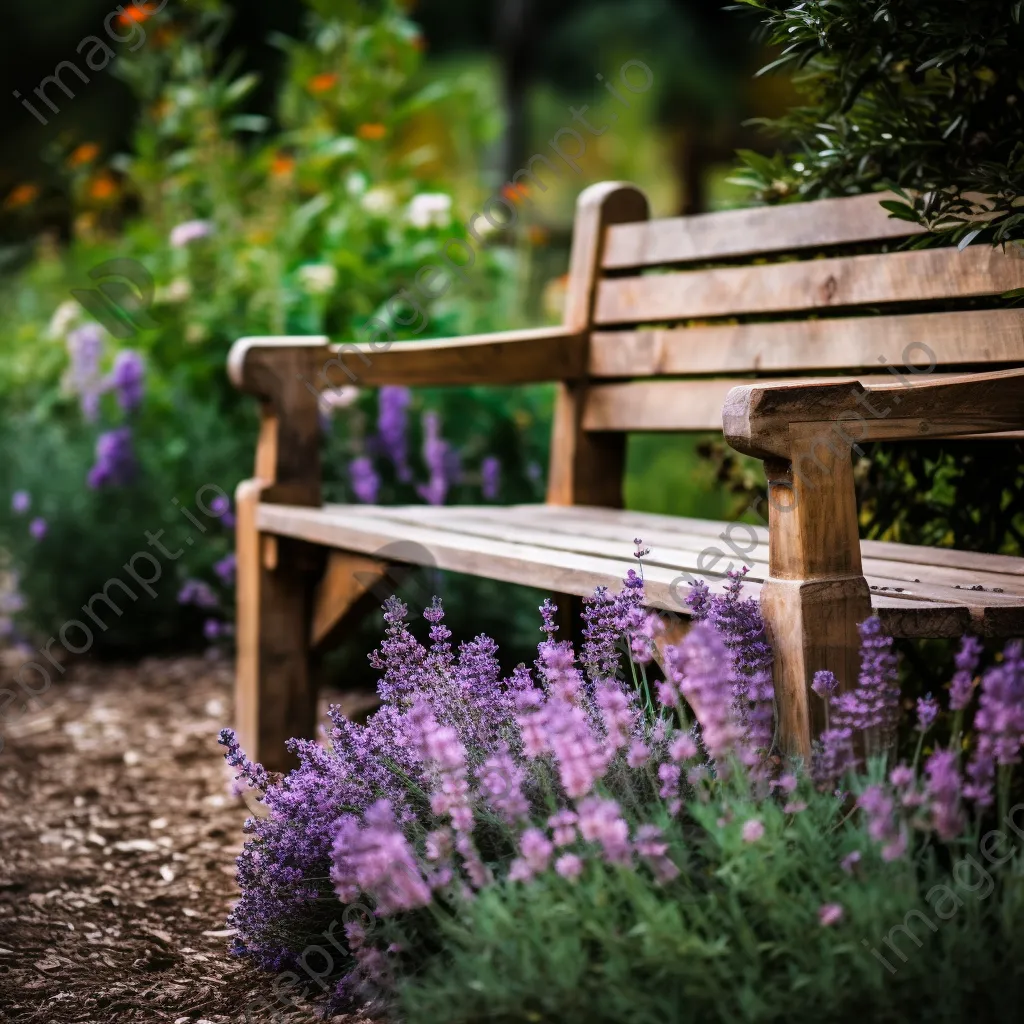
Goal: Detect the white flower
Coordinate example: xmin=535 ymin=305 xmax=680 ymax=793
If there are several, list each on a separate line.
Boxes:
xmin=318 ymin=385 xmax=360 ymax=415
xmin=47 ymin=300 xmax=81 ymax=339
xmin=169 ymin=219 xmax=214 ymax=248
xmin=406 ymin=192 xmax=452 ymax=230
xmin=346 ymin=171 xmax=368 ymax=197
xmin=361 ymin=187 xmax=396 ymax=215
xmin=297 ymin=263 xmax=338 ymax=295
xmin=185 ymin=323 xmax=208 ymax=345
xmin=156 ymin=278 xmax=192 ymax=304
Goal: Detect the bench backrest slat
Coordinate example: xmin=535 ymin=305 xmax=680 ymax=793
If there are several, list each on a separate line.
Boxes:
xmin=588 ymin=309 xmax=1024 ymax=378
xmin=593 ymin=245 xmax=1024 ymax=326
xmin=601 ymin=192 xmax=926 ymax=269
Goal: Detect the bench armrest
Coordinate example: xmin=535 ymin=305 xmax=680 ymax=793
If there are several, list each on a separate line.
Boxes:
xmin=228 ymin=326 xmax=585 ymax=397
xmin=723 ymin=367 xmax=1024 ymax=460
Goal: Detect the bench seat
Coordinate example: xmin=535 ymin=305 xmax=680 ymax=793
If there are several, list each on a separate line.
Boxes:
xmin=257 ymin=502 xmax=1024 ymax=640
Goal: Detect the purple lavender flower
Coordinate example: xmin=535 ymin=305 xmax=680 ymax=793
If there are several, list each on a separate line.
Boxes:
xmin=812 ymin=670 xmax=838 ymax=700
xmin=858 ymin=783 xmax=907 ymax=860
xmin=66 ymin=323 xmax=105 ymax=421
xmin=209 ymin=494 xmax=236 ymax=529
xmin=741 ymin=818 xmax=765 ymax=843
xmin=204 ymin=618 xmax=222 ymax=641
xmin=554 ymin=853 xmax=583 ymax=880
xmin=214 ymin=553 xmax=237 ymax=587
xmin=548 ymin=810 xmax=577 ymax=847
xmin=634 ymin=824 xmax=679 ymax=883
xmin=916 ymin=694 xmax=939 ymax=732
xmin=87 ymin=427 xmax=136 ymax=489
xmin=170 ymin=219 xmax=214 ymax=247
xmin=480 ymin=456 xmax=500 ymax=501
xmin=376 ymin=386 xmax=412 ymax=482
xmin=964 ymin=641 xmax=1024 ymax=807
xmin=349 ymin=457 xmax=380 ymax=504
xmin=518 ymin=828 xmax=554 ymax=875
xmin=811 ymin=726 xmax=856 ymax=789
xmin=108 ymin=349 xmax=145 ymax=412
xmin=416 ymin=411 xmax=449 ymax=506
xmin=577 ymin=796 xmax=631 ymax=864
xmin=950 ymin=635 xmax=982 ymax=711
xmin=818 ymin=903 xmax=844 ymax=927
xmin=924 ymin=749 xmax=962 ymax=840
xmin=830 ymin=617 xmax=900 ymax=750
xmin=330 ymin=799 xmax=432 ymax=915
xmin=663 ymin=622 xmax=744 ymax=765
xmin=29 ymin=517 xmax=47 ymax=540
xmin=840 ymin=850 xmax=861 ymax=874
xmin=178 ymin=579 xmax=219 ymax=609
xmin=11 ymin=491 xmax=30 ymax=514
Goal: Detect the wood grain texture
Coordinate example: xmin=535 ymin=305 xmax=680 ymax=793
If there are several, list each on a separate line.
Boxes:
xmin=231 ymin=328 xmax=585 ymax=390
xmin=580 ymin=373 xmax=1005 ymax=433
xmin=761 ymin=445 xmax=873 ymax=756
xmin=547 ymin=183 xmax=649 ymax=506
xmin=594 ymin=245 xmax=1024 ymax=326
xmin=588 ymin=309 xmax=1024 ymax=378
xmin=393 ymin=505 xmax=1024 ymax=598
xmin=601 ymin=192 xmax=925 ymax=269
xmin=234 ymin=480 xmax=317 ymax=774
xmin=310 ymin=551 xmax=387 ymax=647
xmin=724 ymin=367 xmax=1024 ymax=460
xmin=255 ymin=502 xmax=1017 ymax=635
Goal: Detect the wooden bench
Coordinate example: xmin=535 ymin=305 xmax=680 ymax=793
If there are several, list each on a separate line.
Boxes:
xmin=228 ymin=182 xmax=1024 ymax=771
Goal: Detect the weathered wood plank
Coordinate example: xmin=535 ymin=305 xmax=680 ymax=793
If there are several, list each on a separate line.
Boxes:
xmin=259 ymin=503 xmax=1022 ymax=635
xmin=588 ymin=309 xmax=1024 ymax=378
xmin=547 ymin=183 xmax=649 ymax=507
xmin=396 ymin=505 xmax=1024 ymax=596
xmin=310 ymin=551 xmax=388 ymax=647
xmin=601 ymin=192 xmax=926 ymax=269
xmin=594 ymin=246 xmax=1024 ymax=326
xmin=580 ymin=374 xmax=981 ymax=432
xmin=230 ymin=327 xmax=586 ymax=392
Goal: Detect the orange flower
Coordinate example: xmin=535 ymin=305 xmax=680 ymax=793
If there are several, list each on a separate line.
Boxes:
xmin=4 ymin=183 xmax=40 ymax=209
xmin=527 ymin=225 xmax=549 ymax=247
xmin=271 ymin=152 xmax=296 ymax=177
xmin=89 ymin=175 xmax=118 ymax=201
xmin=117 ymin=2 xmax=157 ymax=25
xmin=356 ymin=122 xmax=387 ymax=141
xmin=502 ymin=182 xmax=529 ymax=204
xmin=68 ymin=143 xmax=100 ymax=168
xmin=307 ymin=72 xmax=339 ymax=94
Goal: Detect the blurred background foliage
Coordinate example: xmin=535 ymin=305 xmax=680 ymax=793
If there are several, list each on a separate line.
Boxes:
xmin=0 ymin=0 xmax=780 ymax=670
xmin=0 ymin=0 xmax=1020 ymax=692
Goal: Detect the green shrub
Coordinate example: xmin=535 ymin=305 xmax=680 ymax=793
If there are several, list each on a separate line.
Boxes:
xmin=0 ymin=0 xmax=548 ymax=657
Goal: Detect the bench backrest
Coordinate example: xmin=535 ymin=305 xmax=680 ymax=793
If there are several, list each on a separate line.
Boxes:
xmin=547 ymin=182 xmax=1024 ymax=506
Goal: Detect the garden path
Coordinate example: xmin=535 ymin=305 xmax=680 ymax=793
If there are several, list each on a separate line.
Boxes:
xmin=0 ymin=653 xmax=374 ymax=1024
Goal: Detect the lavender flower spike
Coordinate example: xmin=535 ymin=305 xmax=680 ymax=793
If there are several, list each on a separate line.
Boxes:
xmin=108 ymin=349 xmax=145 ymax=411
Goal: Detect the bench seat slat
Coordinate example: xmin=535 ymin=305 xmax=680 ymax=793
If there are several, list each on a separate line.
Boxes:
xmin=594 ymin=246 xmax=1024 ymax=326
xmin=353 ymin=505 xmax=1024 ymax=626
xmin=399 ymin=505 xmax=1024 ymax=596
xmin=257 ymin=503 xmax=1018 ymax=636
xmin=515 ymin=503 xmax=1024 ymax=577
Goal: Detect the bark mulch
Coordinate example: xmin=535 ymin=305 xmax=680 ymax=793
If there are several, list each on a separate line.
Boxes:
xmin=0 ymin=651 xmax=375 ymax=1024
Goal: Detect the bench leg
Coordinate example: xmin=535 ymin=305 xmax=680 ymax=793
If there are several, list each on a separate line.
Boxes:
xmin=760 ymin=440 xmax=872 ymax=761
xmin=235 ymin=479 xmax=318 ymax=774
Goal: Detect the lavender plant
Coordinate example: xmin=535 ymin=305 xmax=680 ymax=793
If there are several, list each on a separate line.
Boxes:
xmin=223 ymin=548 xmax=1024 ymax=1022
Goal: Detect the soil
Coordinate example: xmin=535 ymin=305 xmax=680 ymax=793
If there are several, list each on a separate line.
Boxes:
xmin=0 ymin=651 xmax=376 ymax=1024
